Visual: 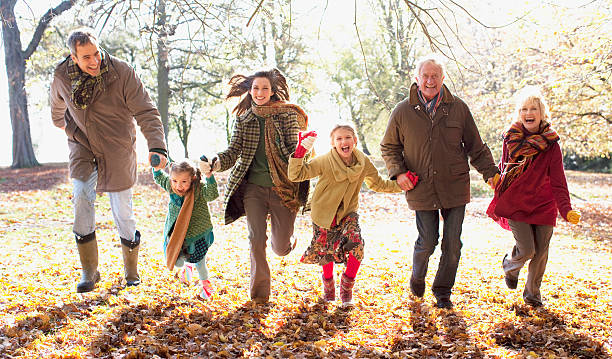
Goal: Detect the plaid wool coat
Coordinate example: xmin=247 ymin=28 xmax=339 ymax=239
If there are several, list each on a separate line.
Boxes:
xmin=217 ymin=106 xmax=300 ymax=225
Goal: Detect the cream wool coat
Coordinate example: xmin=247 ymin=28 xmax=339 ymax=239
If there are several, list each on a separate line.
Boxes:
xmin=288 ymin=148 xmax=401 ymax=229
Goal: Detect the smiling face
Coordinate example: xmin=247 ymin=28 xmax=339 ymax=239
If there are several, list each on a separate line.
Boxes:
xmin=416 ymin=61 xmax=444 ymax=101
xmin=170 ymin=170 xmax=194 ymax=196
xmin=331 ymin=128 xmax=357 ymax=164
xmin=249 ymin=77 xmax=274 ymax=106
xmin=71 ymin=40 xmax=102 ymax=77
xmin=519 ymin=99 xmax=542 ymax=133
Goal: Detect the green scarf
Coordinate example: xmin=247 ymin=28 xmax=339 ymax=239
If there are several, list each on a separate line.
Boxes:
xmin=67 ymin=50 xmax=109 ymax=109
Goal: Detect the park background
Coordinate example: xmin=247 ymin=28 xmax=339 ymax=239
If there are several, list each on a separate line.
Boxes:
xmin=1 ymin=0 xmax=611 ymax=358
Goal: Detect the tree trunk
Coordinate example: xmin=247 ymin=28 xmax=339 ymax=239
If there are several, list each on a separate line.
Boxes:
xmin=156 ymin=0 xmax=170 ymax=146
xmin=1 ymin=0 xmax=75 ymax=168
xmin=1 ymin=0 xmax=38 ymax=168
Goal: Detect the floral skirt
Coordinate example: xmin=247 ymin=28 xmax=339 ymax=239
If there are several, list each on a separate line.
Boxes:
xmin=300 ymin=212 xmax=364 ymax=265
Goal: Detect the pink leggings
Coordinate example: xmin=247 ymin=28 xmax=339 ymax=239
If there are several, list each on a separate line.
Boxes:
xmin=323 ymin=253 xmax=360 ymax=279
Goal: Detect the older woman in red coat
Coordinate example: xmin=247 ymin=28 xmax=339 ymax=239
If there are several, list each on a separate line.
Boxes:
xmin=487 ymin=89 xmax=581 ymax=307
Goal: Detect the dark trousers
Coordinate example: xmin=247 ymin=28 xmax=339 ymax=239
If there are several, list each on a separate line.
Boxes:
xmin=412 ymin=205 xmax=465 ymax=299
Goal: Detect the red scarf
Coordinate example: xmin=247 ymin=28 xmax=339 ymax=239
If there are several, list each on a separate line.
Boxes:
xmin=497 ymin=121 xmax=559 ymax=194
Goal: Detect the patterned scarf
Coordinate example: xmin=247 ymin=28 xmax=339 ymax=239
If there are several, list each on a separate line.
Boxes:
xmin=251 ymin=101 xmax=309 ymax=212
xmin=67 ymin=50 xmax=108 ymax=109
xmin=497 ymin=121 xmax=560 ymax=194
xmin=417 ymin=86 xmax=444 ymax=118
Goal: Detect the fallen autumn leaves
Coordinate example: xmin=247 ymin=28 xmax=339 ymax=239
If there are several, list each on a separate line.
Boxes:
xmin=0 ymin=164 xmax=611 ymax=358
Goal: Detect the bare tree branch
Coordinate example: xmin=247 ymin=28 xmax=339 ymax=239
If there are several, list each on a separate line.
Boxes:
xmin=354 ymin=0 xmax=392 ymax=112
xmin=246 ymin=0 xmax=265 ymax=27
xmin=24 ymin=0 xmax=75 ymax=59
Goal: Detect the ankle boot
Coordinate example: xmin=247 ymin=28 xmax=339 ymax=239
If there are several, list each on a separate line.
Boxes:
xmin=340 ymin=273 xmax=356 ymax=307
xmin=75 ymin=232 xmax=100 ymax=293
xmin=322 ymin=274 xmax=335 ymax=302
xmin=121 ymin=230 xmax=141 ymax=286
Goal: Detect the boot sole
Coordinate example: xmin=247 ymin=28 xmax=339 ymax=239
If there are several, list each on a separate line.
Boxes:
xmin=76 ymin=271 xmax=101 ymax=293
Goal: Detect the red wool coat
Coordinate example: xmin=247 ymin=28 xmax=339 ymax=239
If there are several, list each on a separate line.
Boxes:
xmin=487 ymin=141 xmax=572 ymax=228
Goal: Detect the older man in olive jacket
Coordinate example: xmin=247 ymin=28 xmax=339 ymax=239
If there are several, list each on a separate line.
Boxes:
xmin=50 ymin=28 xmax=167 ymax=293
xmin=380 ymin=55 xmax=499 ymax=309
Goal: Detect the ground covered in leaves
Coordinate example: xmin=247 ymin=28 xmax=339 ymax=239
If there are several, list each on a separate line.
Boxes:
xmin=1 ymin=163 xmax=611 ymax=358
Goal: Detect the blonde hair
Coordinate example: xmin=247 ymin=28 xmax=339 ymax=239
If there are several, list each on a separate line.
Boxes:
xmin=169 ymin=159 xmax=202 ymax=191
xmin=330 ymin=124 xmax=357 ymax=139
xmin=514 ymin=87 xmax=549 ymax=122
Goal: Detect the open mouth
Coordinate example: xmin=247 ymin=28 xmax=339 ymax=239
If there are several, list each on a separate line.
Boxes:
xmin=524 ymin=118 xmax=536 ymax=124
xmin=341 ymin=145 xmax=351 ymax=154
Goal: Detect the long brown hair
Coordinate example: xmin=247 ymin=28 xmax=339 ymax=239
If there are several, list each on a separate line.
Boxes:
xmin=226 ymin=68 xmax=290 ymax=116
xmin=169 ymin=159 xmax=202 ymax=193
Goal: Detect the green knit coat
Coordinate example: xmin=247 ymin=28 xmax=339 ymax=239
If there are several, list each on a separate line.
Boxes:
xmin=153 ymin=169 xmax=219 ymax=253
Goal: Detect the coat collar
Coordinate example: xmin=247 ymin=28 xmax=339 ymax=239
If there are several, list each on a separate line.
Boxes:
xmin=328 ymin=148 xmax=366 ymax=183
xmin=58 ymin=52 xmax=120 ymax=86
xmin=408 ymin=83 xmax=454 ymax=106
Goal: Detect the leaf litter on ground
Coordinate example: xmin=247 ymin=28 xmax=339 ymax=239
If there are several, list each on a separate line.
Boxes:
xmin=0 ymin=164 xmax=611 ymax=358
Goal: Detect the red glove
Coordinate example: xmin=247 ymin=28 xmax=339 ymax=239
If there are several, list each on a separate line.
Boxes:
xmin=294 ymin=131 xmax=317 ymax=158
xmin=405 ymin=170 xmax=419 ymax=186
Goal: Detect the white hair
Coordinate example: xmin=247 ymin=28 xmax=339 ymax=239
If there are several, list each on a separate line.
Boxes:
xmin=415 ymin=54 xmax=446 ymax=78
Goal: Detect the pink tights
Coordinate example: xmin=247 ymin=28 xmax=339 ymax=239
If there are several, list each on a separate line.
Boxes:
xmin=322 ymin=253 xmax=360 ymax=279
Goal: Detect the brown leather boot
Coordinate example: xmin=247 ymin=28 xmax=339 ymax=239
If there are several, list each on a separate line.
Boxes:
xmin=75 ymin=232 xmax=100 ymax=293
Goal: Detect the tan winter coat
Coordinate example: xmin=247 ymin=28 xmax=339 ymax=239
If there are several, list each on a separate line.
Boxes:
xmin=50 ymin=55 xmax=166 ymax=192
xmin=288 ymin=148 xmax=401 ymax=229
xmin=380 ymin=83 xmax=498 ymax=211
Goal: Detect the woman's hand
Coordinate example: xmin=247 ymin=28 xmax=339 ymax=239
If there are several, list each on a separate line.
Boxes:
xmin=567 ymin=210 xmax=581 ymax=224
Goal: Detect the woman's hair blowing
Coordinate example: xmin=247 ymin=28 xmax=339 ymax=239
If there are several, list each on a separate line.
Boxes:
xmin=226 ymin=68 xmax=290 ymax=116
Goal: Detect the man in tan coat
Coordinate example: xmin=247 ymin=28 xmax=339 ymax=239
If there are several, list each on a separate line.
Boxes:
xmin=380 ymin=54 xmax=499 ymax=308
xmin=50 ymin=28 xmax=167 ymax=293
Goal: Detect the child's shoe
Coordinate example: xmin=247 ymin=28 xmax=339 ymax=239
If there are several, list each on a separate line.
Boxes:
xmin=321 ymin=274 xmax=335 ymax=302
xmin=198 ymin=279 xmax=214 ymax=300
xmin=176 ymin=264 xmax=194 ymax=286
xmin=340 ymin=273 xmax=356 ymax=308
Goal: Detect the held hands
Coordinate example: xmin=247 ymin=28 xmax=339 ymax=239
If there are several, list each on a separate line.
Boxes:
xmin=294 ymin=131 xmax=317 ymax=158
xmin=487 ymin=173 xmax=500 ymax=190
xmin=199 ymin=155 xmax=220 ymax=177
xmin=149 ymin=152 xmax=168 ymax=170
xmin=397 ymin=170 xmax=418 ymax=191
xmin=566 ymin=210 xmax=581 ymax=225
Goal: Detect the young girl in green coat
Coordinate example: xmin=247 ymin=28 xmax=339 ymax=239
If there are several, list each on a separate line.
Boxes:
xmin=153 ymin=159 xmax=219 ymax=299
xmin=288 ymin=125 xmax=402 ymax=307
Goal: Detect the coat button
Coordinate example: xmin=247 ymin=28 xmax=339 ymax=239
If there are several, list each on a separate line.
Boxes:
xmin=433 ymin=170 xmax=437 ymax=175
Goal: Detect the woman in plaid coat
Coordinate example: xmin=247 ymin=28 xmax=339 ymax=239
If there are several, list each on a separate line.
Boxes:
xmin=202 ymin=69 xmax=308 ymax=302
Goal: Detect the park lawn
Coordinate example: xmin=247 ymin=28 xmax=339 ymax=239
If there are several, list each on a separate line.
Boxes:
xmin=0 ymin=164 xmax=611 ymax=358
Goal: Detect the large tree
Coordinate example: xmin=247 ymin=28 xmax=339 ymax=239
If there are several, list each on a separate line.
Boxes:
xmin=1 ymin=0 xmax=76 ymax=168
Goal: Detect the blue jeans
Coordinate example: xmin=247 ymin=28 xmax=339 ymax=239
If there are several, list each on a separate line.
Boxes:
xmin=72 ymin=170 xmax=136 ymax=240
xmin=412 ymin=205 xmax=465 ymax=299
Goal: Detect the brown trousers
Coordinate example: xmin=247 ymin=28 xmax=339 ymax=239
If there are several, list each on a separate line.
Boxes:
xmin=504 ymin=220 xmax=554 ymax=305
xmin=244 ymin=183 xmax=296 ymax=300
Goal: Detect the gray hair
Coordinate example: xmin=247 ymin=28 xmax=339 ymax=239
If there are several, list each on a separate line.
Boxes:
xmin=67 ymin=28 xmax=98 ymax=55
xmin=415 ymin=54 xmax=446 ymax=78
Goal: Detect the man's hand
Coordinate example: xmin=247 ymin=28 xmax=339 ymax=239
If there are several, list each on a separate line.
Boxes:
xmin=567 ymin=210 xmax=581 ymax=225
xmin=397 ymin=172 xmax=415 ymax=191
xmin=149 ymin=152 xmax=168 ymax=170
